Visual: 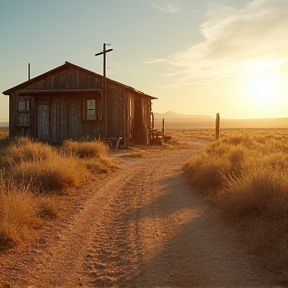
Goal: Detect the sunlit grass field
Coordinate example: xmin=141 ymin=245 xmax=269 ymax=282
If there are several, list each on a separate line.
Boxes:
xmin=184 ymin=128 xmax=288 ymax=272
xmin=2 ymin=127 xmax=288 ymax=273
xmin=0 ymin=134 xmax=116 ymax=250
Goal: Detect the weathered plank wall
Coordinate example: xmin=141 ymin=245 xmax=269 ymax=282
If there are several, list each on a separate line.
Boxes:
xmin=25 ymin=67 xmax=102 ymax=90
xmin=8 ymin=65 xmax=153 ymax=145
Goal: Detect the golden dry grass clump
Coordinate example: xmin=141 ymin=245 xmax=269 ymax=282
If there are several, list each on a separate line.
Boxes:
xmin=0 ymin=178 xmax=41 ymax=249
xmin=12 ymin=156 xmax=81 ymax=192
xmin=6 ymin=137 xmax=54 ymax=163
xmin=3 ymin=138 xmax=82 ymax=193
xmin=0 ymin=137 xmax=114 ymax=250
xmin=184 ymin=128 xmax=288 ymax=271
xmin=62 ymin=139 xmax=108 ymax=158
xmin=0 ymin=179 xmax=59 ymax=249
xmin=184 ymin=129 xmax=288 ymax=218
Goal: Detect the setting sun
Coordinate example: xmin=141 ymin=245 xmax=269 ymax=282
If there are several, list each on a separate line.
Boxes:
xmin=246 ymin=71 xmax=285 ymax=107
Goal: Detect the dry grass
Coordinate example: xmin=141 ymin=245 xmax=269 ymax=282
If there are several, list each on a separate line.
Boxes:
xmin=12 ymin=156 xmax=82 ymax=193
xmin=0 ymin=128 xmax=8 ymax=141
xmin=0 ymin=181 xmax=42 ymax=249
xmin=36 ymin=196 xmax=59 ymax=220
xmin=0 ymin=137 xmax=115 ymax=250
xmin=184 ymin=128 xmax=288 ymax=272
xmin=6 ymin=137 xmax=54 ymax=164
xmin=171 ymin=129 xmax=215 ymax=141
xmin=62 ymin=139 xmax=108 ymax=158
xmin=84 ymin=157 xmax=117 ymax=174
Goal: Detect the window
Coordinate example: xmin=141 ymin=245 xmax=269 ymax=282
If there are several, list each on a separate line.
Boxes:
xmin=86 ymin=99 xmax=96 ymax=120
xmin=18 ymin=114 xmax=31 ymax=126
xmin=18 ymin=99 xmax=30 ymax=111
xmin=83 ymin=96 xmax=102 ymax=121
xmin=17 ymin=98 xmax=31 ymax=126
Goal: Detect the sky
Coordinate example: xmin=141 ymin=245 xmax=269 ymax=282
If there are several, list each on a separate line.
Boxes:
xmin=1 ymin=0 xmax=288 ymax=121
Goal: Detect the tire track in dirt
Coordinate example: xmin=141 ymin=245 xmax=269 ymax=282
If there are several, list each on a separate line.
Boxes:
xmin=0 ymin=138 xmax=282 ymax=287
xmin=83 ymin=168 xmax=147 ymax=286
xmin=0 ymin=162 xmax=145 ymax=286
xmin=81 ymin=140 xmax=278 ymax=287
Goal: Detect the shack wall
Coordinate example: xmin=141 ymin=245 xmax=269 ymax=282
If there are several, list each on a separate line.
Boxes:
xmin=6 ymin=63 xmax=153 ymax=145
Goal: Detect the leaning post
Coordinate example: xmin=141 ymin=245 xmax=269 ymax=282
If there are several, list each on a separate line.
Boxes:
xmin=215 ymin=113 xmax=220 ymax=140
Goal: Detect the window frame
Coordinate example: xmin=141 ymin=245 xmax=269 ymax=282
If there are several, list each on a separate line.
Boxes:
xmin=86 ymin=98 xmax=97 ymax=120
xmin=17 ymin=97 xmax=31 ymax=127
xmin=18 ymin=98 xmax=31 ymax=112
xmin=82 ymin=94 xmax=102 ymax=122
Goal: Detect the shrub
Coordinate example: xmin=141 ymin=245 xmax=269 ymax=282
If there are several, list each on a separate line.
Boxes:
xmin=12 ymin=155 xmax=81 ymax=193
xmin=184 ymin=129 xmax=288 ymax=272
xmin=0 ymin=137 xmax=115 ymax=250
xmin=0 ymin=187 xmax=40 ymax=249
xmin=36 ymin=197 xmax=59 ymax=220
xmin=6 ymin=137 xmax=54 ymax=165
xmin=217 ymin=167 xmax=288 ymax=218
xmin=85 ymin=157 xmax=117 ymax=174
xmin=184 ymin=154 xmax=230 ymax=192
xmin=184 ymin=129 xmax=288 ymax=215
xmin=62 ymin=140 xmax=108 ymax=158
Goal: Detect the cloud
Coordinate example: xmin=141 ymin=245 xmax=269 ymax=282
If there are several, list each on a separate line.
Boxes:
xmin=148 ymin=0 xmax=288 ymax=86
xmin=151 ymin=0 xmax=181 ymax=13
xmin=143 ymin=58 xmax=166 ymax=64
xmin=107 ymin=61 xmax=143 ymax=76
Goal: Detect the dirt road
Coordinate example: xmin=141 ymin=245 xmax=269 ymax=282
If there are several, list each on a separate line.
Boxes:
xmin=0 ymin=137 xmax=281 ymax=287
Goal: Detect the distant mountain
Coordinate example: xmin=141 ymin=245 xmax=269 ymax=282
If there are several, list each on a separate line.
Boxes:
xmin=0 ymin=122 xmax=8 ymax=128
xmin=153 ymin=112 xmax=288 ymax=129
xmin=154 ymin=111 xmax=213 ymax=120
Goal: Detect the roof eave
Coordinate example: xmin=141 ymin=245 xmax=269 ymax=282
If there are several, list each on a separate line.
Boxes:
xmin=2 ymin=62 xmax=69 ymax=95
xmin=2 ymin=61 xmax=158 ymax=100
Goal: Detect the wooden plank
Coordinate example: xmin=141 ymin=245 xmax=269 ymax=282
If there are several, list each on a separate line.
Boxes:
xmin=50 ymin=100 xmax=56 ymax=143
xmin=18 ymin=89 xmax=101 ymax=95
xmin=37 ymin=103 xmax=50 ymax=141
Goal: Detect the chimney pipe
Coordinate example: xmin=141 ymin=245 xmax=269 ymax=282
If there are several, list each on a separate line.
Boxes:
xmin=28 ymin=63 xmax=31 ymax=80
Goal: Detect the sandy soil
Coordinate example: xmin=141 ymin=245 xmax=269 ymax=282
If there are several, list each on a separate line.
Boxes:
xmin=0 ymin=137 xmax=283 ymax=287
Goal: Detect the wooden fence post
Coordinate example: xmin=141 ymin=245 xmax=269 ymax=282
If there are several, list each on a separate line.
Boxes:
xmin=215 ymin=113 xmax=220 ymax=140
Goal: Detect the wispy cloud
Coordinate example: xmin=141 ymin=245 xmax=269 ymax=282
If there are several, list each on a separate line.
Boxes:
xmin=107 ymin=61 xmax=142 ymax=76
xmin=151 ymin=0 xmax=181 ymax=13
xmin=147 ymin=0 xmax=288 ymax=86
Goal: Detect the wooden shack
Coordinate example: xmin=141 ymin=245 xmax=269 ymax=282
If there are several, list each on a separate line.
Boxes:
xmin=2 ymin=61 xmax=157 ymax=145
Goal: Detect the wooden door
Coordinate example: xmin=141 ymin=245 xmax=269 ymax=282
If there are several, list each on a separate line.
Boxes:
xmin=37 ymin=103 xmax=50 ymax=141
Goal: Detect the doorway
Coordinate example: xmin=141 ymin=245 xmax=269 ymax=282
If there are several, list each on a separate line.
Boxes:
xmin=37 ymin=103 xmax=50 ymax=141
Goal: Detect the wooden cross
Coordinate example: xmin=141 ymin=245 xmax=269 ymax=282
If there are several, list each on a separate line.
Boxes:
xmin=95 ymin=43 xmax=113 ymax=136
xmin=95 ymin=43 xmax=113 ymax=78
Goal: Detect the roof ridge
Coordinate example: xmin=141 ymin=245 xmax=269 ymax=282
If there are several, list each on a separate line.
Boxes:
xmin=2 ymin=62 xmax=157 ymax=99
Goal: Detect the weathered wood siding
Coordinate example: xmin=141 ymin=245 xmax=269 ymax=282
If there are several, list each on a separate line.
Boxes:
xmin=126 ymin=90 xmax=152 ymax=144
xmin=22 ymin=94 xmax=104 ymax=142
xmin=7 ymin=63 xmax=153 ymax=145
xmin=106 ymin=82 xmax=127 ymax=141
xmin=24 ymin=67 xmax=102 ymax=90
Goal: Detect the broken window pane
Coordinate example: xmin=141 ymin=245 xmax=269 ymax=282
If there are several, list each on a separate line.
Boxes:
xmin=18 ymin=114 xmax=30 ymax=126
xmin=18 ymin=100 xmax=30 ymax=111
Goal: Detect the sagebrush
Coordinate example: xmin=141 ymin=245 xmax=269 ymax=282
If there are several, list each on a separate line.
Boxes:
xmin=184 ymin=128 xmax=288 ymax=272
xmin=0 ymin=137 xmax=115 ymax=250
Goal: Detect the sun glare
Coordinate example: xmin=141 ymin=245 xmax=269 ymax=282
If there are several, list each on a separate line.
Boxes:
xmin=246 ymin=70 xmax=285 ymax=108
